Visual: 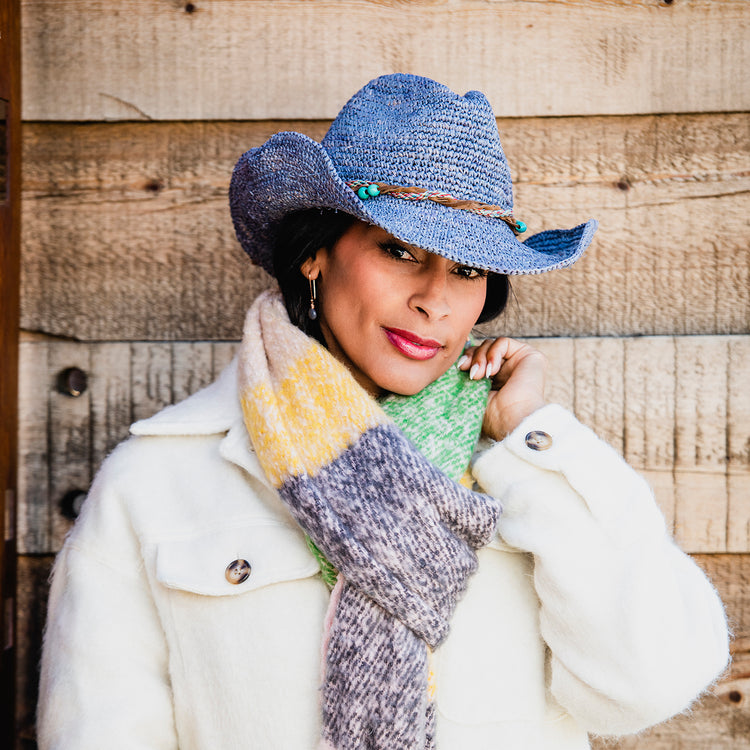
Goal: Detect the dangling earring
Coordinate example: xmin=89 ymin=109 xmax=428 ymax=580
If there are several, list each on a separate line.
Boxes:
xmin=308 ymin=276 xmax=318 ymax=321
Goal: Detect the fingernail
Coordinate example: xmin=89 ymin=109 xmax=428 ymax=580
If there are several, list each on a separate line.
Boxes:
xmin=470 ymin=364 xmax=480 ymax=380
xmin=457 ymin=355 xmax=470 ymax=369
xmin=485 ymin=363 xmax=494 ymax=378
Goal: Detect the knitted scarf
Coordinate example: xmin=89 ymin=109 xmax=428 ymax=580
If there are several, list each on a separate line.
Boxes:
xmin=238 ymin=290 xmax=501 ymax=749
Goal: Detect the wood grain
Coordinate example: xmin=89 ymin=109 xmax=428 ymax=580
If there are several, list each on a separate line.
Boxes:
xmin=90 ymin=343 xmax=133 ymax=470
xmin=15 ymin=554 xmax=53 ymax=749
xmin=21 ymin=113 xmax=750 ymax=341
xmin=21 ymin=0 xmax=750 ymax=121
xmin=728 ymin=339 xmax=750 ymax=553
xmin=16 ymin=335 xmax=749 ymax=555
xmin=16 ymin=340 xmax=49 ymax=563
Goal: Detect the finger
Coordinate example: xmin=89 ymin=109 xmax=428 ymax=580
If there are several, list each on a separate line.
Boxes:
xmin=456 ymin=345 xmax=476 ymax=370
xmin=483 ymin=337 xmax=513 ymax=379
xmin=467 ymin=340 xmax=494 ymax=380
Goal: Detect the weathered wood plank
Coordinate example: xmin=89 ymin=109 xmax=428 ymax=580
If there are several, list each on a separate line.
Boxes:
xmin=15 ymin=554 xmax=53 ymax=749
xmin=21 ymin=114 xmax=750 ymax=341
xmin=16 ymin=335 xmax=750 ymax=555
xmin=709 ymin=554 xmax=750 ymax=689
xmin=728 ymin=339 xmax=750 ymax=552
xmin=672 ymin=338 xmax=730 ymax=552
xmin=572 ymin=338 xmax=625 ymax=455
xmin=211 ymin=341 xmax=239 ymax=377
xmin=21 ymin=0 xmax=750 ymax=121
xmin=171 ymin=342 xmax=213 ymax=403
xmin=16 ymin=342 xmax=50 ymax=558
xmin=47 ymin=342 xmax=93 ymax=551
xmin=535 ymin=338 xmax=574 ymax=412
xmin=622 ymin=338 xmax=677 ymax=532
xmin=90 ymin=343 xmax=133 ymax=469
xmin=130 ymin=343 xmax=174 ymax=424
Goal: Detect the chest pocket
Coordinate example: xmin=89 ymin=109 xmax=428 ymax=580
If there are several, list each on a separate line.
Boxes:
xmin=154 ymin=519 xmax=321 ymax=596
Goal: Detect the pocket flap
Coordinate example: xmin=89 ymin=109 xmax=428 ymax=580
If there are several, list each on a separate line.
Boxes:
xmin=155 ymin=520 xmax=320 ymax=596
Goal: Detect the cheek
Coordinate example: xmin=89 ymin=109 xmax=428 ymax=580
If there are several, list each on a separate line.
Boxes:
xmin=329 ymin=265 xmax=393 ymax=318
xmin=319 ymin=263 xmax=384 ymax=345
xmin=455 ymin=284 xmax=487 ymax=331
xmin=323 ymin=267 xmax=367 ymax=318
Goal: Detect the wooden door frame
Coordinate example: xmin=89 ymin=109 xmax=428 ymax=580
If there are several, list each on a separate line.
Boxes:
xmin=0 ymin=0 xmax=20 ymax=744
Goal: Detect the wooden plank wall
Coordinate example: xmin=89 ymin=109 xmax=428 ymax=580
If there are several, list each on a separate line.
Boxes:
xmin=16 ymin=1 xmax=750 ymax=747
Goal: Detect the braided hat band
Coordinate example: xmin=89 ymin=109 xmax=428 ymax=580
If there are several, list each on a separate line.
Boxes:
xmin=229 ymin=74 xmax=598 ymax=277
xmin=346 ymin=180 xmax=527 ymax=235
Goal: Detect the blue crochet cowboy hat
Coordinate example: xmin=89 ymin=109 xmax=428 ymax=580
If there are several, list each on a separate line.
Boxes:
xmin=229 ymin=73 xmax=597 ymax=277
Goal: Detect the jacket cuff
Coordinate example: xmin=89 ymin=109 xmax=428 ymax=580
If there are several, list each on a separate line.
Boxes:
xmin=471 ymin=404 xmax=667 ymax=539
xmin=472 ymin=404 xmax=583 ymax=494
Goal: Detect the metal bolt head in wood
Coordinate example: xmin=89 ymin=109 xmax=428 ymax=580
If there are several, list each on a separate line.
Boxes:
xmin=57 ymin=367 xmax=88 ymax=397
xmin=59 ymin=489 xmax=87 ymax=520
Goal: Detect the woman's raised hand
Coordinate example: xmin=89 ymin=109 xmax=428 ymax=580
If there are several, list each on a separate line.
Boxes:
xmin=458 ymin=338 xmax=547 ymax=441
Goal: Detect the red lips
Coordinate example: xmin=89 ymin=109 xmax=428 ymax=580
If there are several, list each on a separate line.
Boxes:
xmin=382 ymin=328 xmax=443 ymax=360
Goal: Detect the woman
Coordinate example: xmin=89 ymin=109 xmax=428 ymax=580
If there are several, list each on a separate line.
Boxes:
xmin=38 ymin=74 xmax=729 ymax=750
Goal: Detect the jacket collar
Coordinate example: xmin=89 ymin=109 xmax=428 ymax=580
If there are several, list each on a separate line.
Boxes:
xmin=129 ymin=358 xmax=274 ymax=491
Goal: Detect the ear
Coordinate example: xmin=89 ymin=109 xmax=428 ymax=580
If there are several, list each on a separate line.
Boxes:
xmin=300 ymin=251 xmax=324 ymax=280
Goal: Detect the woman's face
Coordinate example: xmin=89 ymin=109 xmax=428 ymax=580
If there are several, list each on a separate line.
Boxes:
xmin=303 ymin=220 xmax=488 ymax=396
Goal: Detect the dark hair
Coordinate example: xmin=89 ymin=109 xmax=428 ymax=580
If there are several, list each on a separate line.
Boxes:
xmin=272 ymin=209 xmax=357 ymax=343
xmin=272 ymin=208 xmax=510 ymax=342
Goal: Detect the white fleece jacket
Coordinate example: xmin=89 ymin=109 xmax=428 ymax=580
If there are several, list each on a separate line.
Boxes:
xmin=37 ymin=360 xmax=729 ymax=750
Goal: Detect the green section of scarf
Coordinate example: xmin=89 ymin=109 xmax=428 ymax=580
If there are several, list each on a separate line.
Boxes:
xmin=308 ymin=360 xmax=491 ymax=587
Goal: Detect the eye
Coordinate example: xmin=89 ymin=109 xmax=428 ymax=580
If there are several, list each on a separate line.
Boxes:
xmin=454 ymin=264 xmax=488 ymax=280
xmin=378 ymin=241 xmax=417 ymax=263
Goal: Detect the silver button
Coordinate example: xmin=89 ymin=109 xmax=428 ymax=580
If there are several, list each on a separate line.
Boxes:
xmin=225 ymin=559 xmax=251 ymax=584
xmin=525 ymin=430 xmax=552 ymax=451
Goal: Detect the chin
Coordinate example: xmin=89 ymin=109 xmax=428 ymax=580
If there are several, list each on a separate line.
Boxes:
xmin=374 ymin=363 xmax=447 ymax=397
xmin=384 ymin=383 xmax=425 ymax=397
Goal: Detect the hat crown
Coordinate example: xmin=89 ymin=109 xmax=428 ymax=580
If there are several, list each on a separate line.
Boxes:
xmin=321 ymin=74 xmax=514 ymax=210
xmin=229 ymin=73 xmax=596 ymax=278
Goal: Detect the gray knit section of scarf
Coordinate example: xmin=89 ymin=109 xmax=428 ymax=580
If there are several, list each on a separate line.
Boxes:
xmin=281 ymin=424 xmax=501 ymax=749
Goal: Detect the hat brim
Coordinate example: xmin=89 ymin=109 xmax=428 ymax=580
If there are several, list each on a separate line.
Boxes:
xmin=229 ymin=131 xmax=597 ymax=277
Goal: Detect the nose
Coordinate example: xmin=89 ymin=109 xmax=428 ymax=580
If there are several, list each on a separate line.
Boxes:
xmin=409 ymin=266 xmax=451 ymax=320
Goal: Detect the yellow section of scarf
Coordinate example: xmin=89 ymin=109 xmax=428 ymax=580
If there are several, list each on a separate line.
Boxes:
xmin=241 ymin=335 xmax=386 ymax=488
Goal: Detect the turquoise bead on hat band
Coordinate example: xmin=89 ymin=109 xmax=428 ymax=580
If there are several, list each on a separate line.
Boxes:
xmin=356 ymin=183 xmax=382 ymax=200
xmin=346 ymin=179 xmax=528 ymax=236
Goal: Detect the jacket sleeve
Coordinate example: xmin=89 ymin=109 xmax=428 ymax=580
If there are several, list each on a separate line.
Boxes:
xmin=471 ymin=404 xmax=730 ymax=737
xmin=37 ymin=451 xmax=179 ymax=750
